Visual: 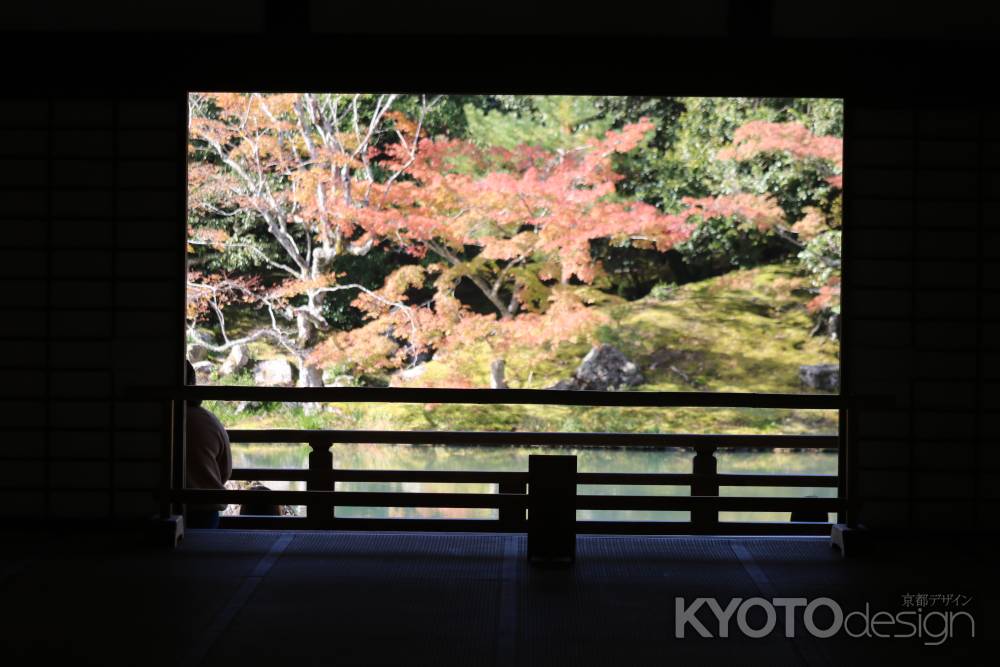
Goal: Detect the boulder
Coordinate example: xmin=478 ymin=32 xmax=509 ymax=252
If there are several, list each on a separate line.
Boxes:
xmin=254 ymin=358 xmax=294 ymax=387
xmin=187 ymin=343 xmax=209 ymax=363
xmin=191 ymin=360 xmax=214 ymax=383
xmin=188 ymin=328 xmax=216 ymax=347
xmin=219 ymin=344 xmax=252 ymax=376
xmin=395 ymin=364 xmax=427 ymax=383
xmin=827 ymin=313 xmax=842 ymax=341
xmin=548 ymin=378 xmax=577 ymax=391
xmin=549 ymin=344 xmax=643 ymax=391
xmin=323 ymin=369 xmax=356 ymax=387
xmin=299 ymin=365 xmax=324 ymax=388
xmin=799 ymin=364 xmax=840 ymax=392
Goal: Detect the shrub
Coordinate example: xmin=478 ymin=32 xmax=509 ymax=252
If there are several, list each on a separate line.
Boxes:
xmin=648 ymin=282 xmax=677 ymax=301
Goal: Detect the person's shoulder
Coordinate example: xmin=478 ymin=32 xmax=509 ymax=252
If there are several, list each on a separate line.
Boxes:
xmin=188 ymin=405 xmax=227 ymax=432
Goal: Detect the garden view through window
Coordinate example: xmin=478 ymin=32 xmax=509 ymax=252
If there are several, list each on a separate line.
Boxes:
xmin=186 ymin=93 xmax=843 ymax=522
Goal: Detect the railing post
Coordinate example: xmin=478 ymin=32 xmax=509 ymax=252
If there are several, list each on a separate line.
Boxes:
xmin=172 ymin=397 xmax=187 ymax=518
xmin=498 ymin=478 xmax=527 ymax=531
xmin=307 ymin=439 xmax=334 ymax=529
xmin=148 ymin=398 xmax=183 ymax=547
xmin=527 ymin=454 xmax=576 ymax=563
xmin=845 ymin=399 xmax=859 ymax=528
xmin=691 ymin=445 xmax=719 ymax=532
xmin=836 ymin=402 xmax=848 ymax=525
xmin=159 ymin=398 xmax=175 ymax=519
xmin=790 ymin=496 xmax=828 ymax=523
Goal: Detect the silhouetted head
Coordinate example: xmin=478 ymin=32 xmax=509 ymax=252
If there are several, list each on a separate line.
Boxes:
xmin=185 ymin=360 xmax=202 ymax=407
xmin=239 ymin=484 xmax=284 ymax=516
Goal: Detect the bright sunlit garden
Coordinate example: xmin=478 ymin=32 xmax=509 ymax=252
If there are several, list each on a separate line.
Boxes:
xmin=186 ymin=94 xmax=843 ymax=520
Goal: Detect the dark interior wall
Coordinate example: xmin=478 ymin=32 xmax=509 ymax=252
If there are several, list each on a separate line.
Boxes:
xmin=0 ymin=94 xmax=183 ymax=520
xmin=0 ymin=2 xmax=996 ymax=531
xmin=846 ymin=104 xmax=999 ymax=532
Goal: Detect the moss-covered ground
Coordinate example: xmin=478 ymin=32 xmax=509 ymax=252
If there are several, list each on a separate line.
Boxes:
xmin=206 ymin=263 xmax=839 ymax=435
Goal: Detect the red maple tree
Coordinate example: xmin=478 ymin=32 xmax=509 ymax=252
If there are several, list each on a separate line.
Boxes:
xmin=188 ymin=94 xmax=698 ymax=385
xmin=708 ymin=120 xmax=844 ymax=317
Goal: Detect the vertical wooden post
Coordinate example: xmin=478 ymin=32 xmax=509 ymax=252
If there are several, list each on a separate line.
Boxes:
xmin=159 ymin=399 xmax=174 ymax=519
xmin=691 ymin=445 xmax=719 ymax=532
xmin=498 ymin=478 xmax=527 ymax=531
xmin=172 ymin=395 xmax=187 ymax=516
xmin=527 ymin=454 xmax=576 ymax=563
xmin=845 ymin=400 xmax=860 ymax=528
xmin=148 ymin=397 xmax=184 ymax=547
xmin=307 ymin=438 xmax=334 ymax=529
xmin=837 ymin=404 xmax=848 ymax=525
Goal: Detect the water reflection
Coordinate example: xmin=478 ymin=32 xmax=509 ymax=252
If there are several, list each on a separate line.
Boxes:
xmin=231 ymin=443 xmax=837 ymax=523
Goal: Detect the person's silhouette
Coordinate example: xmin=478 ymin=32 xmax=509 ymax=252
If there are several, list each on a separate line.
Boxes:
xmin=184 ymin=360 xmax=232 ymax=528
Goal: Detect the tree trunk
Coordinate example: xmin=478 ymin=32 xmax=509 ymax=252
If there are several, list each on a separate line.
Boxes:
xmin=296 ymin=311 xmax=314 ymax=348
xmin=296 ymin=357 xmax=324 ymax=416
xmin=297 ymin=359 xmax=324 ymax=388
xmin=490 ymin=358 xmax=508 ymax=389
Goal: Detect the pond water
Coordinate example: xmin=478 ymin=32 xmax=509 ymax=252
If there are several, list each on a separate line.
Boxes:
xmin=230 ymin=444 xmax=838 ymax=524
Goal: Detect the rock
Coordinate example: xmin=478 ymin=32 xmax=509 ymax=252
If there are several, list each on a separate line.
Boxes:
xmin=188 ymin=328 xmax=216 ymax=346
xmin=191 ymin=360 xmax=214 ymax=383
xmin=187 ymin=343 xmax=209 ymax=363
xmin=827 ymin=313 xmax=841 ymax=341
xmin=322 ymin=368 xmax=342 ymax=385
xmin=219 ymin=344 xmax=252 ymax=376
xmin=254 ymin=358 xmax=294 ymax=387
xmin=299 ymin=366 xmax=324 ymax=388
xmin=799 ymin=364 xmax=840 ymax=392
xmin=575 ymin=345 xmax=644 ymax=390
xmin=395 ymin=364 xmax=427 ymax=383
xmin=323 ymin=372 xmax=356 ymax=387
xmin=489 ymin=359 xmax=507 ymax=389
xmin=549 ymin=344 xmax=643 ymax=391
xmin=234 ymin=401 xmax=265 ymax=414
xmin=548 ymin=378 xmax=577 ymax=391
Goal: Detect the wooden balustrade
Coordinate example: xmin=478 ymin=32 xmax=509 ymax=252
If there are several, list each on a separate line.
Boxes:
xmin=166 ymin=430 xmax=841 ymax=537
xmin=159 ymin=387 xmax=861 ymax=539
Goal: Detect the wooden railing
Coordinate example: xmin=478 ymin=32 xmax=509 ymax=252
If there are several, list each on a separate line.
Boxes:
xmin=161 ymin=387 xmax=856 ymax=537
